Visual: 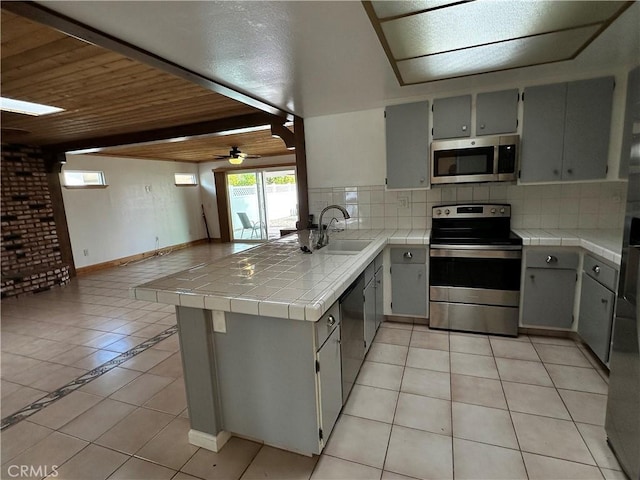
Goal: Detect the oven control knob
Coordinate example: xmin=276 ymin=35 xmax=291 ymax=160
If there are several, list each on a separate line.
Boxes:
xmin=444 ymin=209 xmax=450 ymax=215
xmin=436 ymin=209 xmax=442 ymax=216
xmin=491 ymin=208 xmax=496 ymax=214
xmin=500 ymin=208 xmax=506 ymax=214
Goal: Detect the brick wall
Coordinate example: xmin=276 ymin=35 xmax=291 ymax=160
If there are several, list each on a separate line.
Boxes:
xmin=1 ymin=144 xmax=70 ymax=298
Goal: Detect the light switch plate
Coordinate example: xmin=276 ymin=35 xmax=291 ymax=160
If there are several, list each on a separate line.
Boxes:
xmin=212 ymin=310 xmax=226 ymax=333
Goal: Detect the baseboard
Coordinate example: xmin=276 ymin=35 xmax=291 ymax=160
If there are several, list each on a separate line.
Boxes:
xmin=76 ymin=238 xmax=219 ymax=275
xmin=188 ymin=429 xmax=231 ymax=452
xmin=385 ymin=315 xmax=428 ymax=325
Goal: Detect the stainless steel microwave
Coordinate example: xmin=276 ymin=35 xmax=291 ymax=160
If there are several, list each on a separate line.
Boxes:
xmin=431 ymin=135 xmax=519 ymax=185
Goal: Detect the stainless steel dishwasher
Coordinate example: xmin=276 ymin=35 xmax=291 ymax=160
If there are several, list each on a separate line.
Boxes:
xmin=339 ymin=274 xmax=365 ymax=404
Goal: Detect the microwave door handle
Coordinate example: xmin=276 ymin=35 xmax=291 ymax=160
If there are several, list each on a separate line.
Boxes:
xmin=493 ymin=145 xmax=499 ymax=175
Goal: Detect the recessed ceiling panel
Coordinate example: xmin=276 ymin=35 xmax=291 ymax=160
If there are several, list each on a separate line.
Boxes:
xmin=364 ymin=0 xmax=633 ymax=84
xmin=382 ymin=0 xmax=627 ymax=60
xmin=397 ymin=26 xmax=600 ymax=84
xmin=371 ymin=0 xmax=463 ymax=19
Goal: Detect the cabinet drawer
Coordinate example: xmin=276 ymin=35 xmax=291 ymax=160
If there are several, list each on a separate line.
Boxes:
xmin=526 ymin=251 xmax=578 ymax=269
xmin=391 ymin=247 xmax=426 ymax=264
xmin=315 ymin=301 xmax=340 ymax=350
xmin=583 ymin=254 xmax=617 ymax=291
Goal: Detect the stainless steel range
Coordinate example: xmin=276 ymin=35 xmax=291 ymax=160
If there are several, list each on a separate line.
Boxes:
xmin=429 ymin=204 xmax=522 ymax=336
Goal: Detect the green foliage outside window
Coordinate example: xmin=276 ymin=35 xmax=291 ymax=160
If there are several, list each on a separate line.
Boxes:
xmin=228 ymin=173 xmax=296 ymax=186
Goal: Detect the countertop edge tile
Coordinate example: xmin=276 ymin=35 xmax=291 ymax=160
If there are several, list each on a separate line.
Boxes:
xmin=135 ymin=228 xmax=622 ymax=322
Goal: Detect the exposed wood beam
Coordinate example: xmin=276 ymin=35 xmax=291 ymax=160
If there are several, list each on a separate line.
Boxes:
xmin=294 ymin=116 xmax=309 ymax=230
xmin=214 ymin=171 xmax=231 ymax=243
xmin=270 ymin=122 xmax=296 ymax=150
xmin=42 ymin=149 xmax=76 ymax=277
xmin=46 ymin=112 xmax=281 ymax=153
xmin=3 ymin=1 xmax=293 ymax=120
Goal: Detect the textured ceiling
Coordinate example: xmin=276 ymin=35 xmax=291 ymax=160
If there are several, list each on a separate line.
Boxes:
xmin=38 ymin=1 xmax=640 ymax=118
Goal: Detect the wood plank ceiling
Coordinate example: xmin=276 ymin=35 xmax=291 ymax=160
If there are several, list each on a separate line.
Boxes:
xmin=0 ymin=9 xmax=294 ymax=162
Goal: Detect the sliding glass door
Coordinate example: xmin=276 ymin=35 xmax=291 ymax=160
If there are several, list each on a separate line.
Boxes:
xmin=227 ymin=168 xmax=298 ymax=241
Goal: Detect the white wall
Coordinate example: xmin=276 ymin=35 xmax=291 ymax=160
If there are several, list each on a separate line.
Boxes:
xmin=306 ymin=109 xmax=386 ymax=188
xmin=62 ymin=154 xmax=204 ymax=268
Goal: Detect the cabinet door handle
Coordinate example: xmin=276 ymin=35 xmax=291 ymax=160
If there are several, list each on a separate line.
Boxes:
xmin=480 ymin=124 xmax=485 ymax=130
xmin=593 ymin=265 xmax=601 ymax=274
xmin=545 ymin=255 xmax=557 ymax=264
xmin=553 ymin=169 xmax=559 ymax=175
xmin=567 ymin=168 xmax=573 ymax=174
xmin=404 ymin=252 xmax=413 ymax=259
xmin=462 ymin=125 xmax=467 ymax=131
xmin=601 ymin=298 xmax=608 ymax=304
xmin=327 ymin=315 xmax=336 ymax=327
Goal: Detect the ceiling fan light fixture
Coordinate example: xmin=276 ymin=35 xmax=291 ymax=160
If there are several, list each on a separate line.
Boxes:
xmin=228 ymin=156 xmax=244 ymax=165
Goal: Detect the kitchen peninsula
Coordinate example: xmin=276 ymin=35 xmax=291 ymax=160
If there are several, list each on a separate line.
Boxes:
xmin=132 ymin=228 xmax=410 ymax=456
xmin=132 ymin=227 xmax=622 ymax=456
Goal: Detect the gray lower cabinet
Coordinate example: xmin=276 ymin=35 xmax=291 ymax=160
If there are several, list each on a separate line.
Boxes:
xmin=476 ymin=89 xmax=519 ymax=136
xmin=365 ymin=255 xmax=384 ymax=351
xmin=177 ymin=301 xmax=344 ymax=456
xmin=317 ymin=324 xmax=342 ymax=441
xmin=432 ymin=95 xmax=471 ymax=139
xmin=385 ymin=101 xmax=429 ymax=189
xmin=391 ymin=247 xmax=427 ymax=317
xmin=578 ymin=255 xmax=617 ymax=364
xmin=521 ymin=250 xmax=578 ymax=328
xmin=364 ymin=276 xmax=376 ymax=353
xmin=521 ymin=76 xmax=614 ymax=182
xmin=374 ymin=265 xmax=384 ymax=330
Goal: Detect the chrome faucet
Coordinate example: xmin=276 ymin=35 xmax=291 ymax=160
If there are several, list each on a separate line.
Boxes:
xmin=316 ymin=205 xmax=351 ymax=249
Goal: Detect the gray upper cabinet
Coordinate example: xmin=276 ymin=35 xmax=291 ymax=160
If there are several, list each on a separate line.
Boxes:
xmin=433 ymin=95 xmax=471 ymax=139
xmin=476 ymin=89 xmax=519 ymax=136
xmin=385 ymin=101 xmax=429 ymax=189
xmin=521 ymin=76 xmax=614 ymax=183
xmin=520 ymin=83 xmax=567 ymax=182
xmin=563 ymin=76 xmax=615 ymax=181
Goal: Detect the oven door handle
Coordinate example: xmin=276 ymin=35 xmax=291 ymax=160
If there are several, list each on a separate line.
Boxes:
xmin=430 ymin=247 xmax=522 ymax=259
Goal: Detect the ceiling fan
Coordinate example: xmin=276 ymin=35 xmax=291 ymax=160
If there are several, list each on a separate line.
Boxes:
xmin=215 ymin=146 xmax=260 ymax=165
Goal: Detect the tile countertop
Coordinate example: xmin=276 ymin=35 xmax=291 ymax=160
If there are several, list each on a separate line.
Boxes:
xmin=132 ymin=228 xmax=623 ymax=322
xmin=513 ymin=228 xmax=623 ymax=265
xmin=132 ymin=229 xmax=430 ymax=322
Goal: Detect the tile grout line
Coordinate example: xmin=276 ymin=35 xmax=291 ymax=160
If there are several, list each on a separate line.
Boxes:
xmin=0 ymin=325 xmax=178 ymax=430
xmin=378 ymin=322 xmax=410 ymax=478
xmin=491 ymin=337 xmax=531 ymax=479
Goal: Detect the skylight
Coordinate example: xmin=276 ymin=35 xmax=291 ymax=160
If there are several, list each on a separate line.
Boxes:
xmin=0 ymin=96 xmax=64 ymax=116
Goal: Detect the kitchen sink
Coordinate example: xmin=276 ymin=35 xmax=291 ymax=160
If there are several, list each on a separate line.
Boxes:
xmin=316 ymin=239 xmax=371 ymax=254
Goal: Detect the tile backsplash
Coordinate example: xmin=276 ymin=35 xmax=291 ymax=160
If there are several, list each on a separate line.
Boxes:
xmin=308 ymin=181 xmax=627 ymax=231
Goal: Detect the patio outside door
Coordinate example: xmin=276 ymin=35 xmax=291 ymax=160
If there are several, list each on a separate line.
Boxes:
xmin=227 ymin=168 xmax=298 ymax=241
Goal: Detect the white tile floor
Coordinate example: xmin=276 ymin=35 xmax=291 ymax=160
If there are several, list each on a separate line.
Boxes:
xmin=0 ymin=244 xmax=625 ymax=480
